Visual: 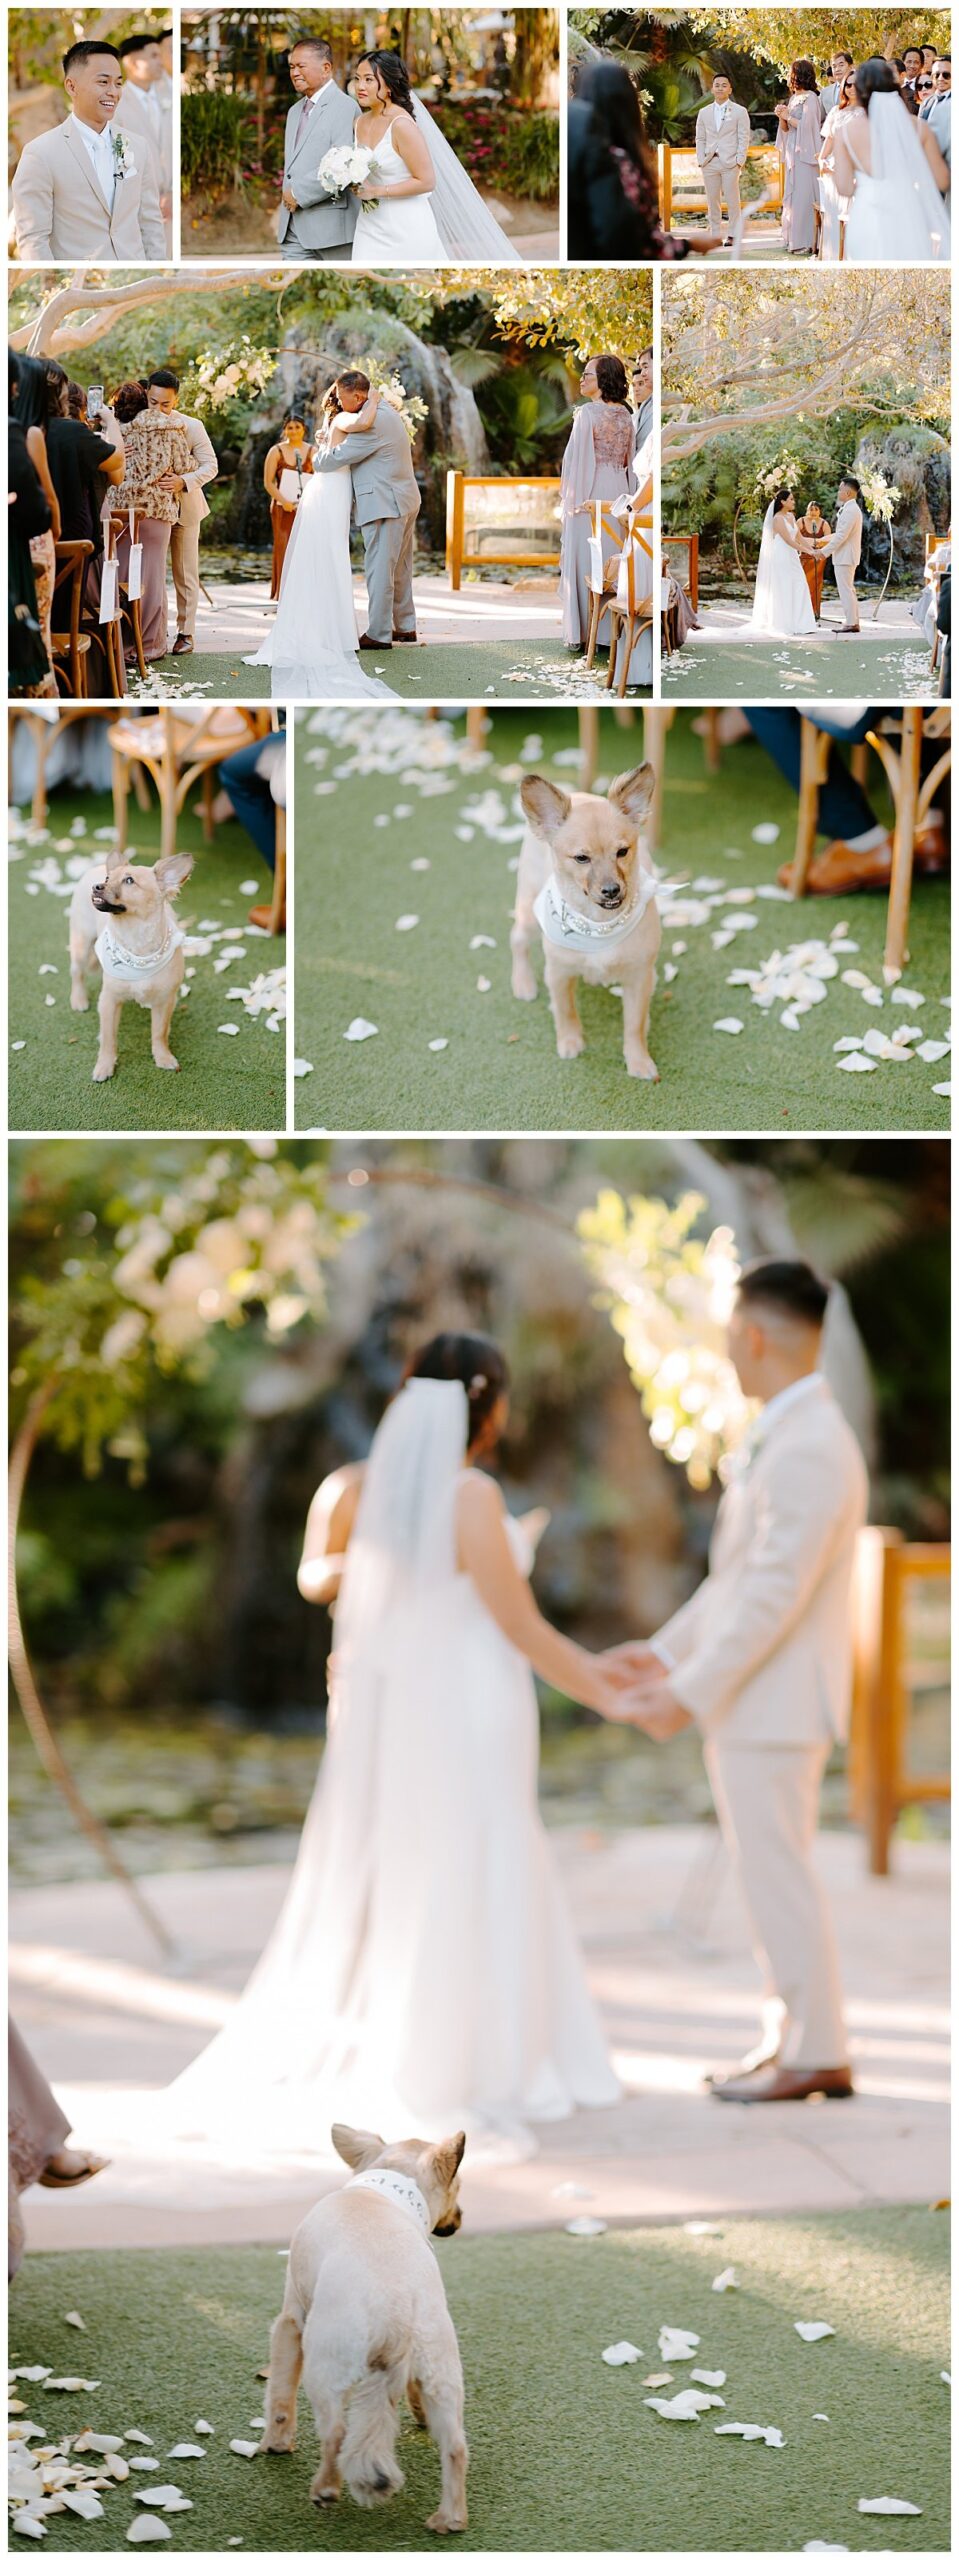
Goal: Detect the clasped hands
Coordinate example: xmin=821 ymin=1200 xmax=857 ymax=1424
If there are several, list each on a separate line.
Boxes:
xmin=596 ymin=1644 xmax=693 ymax=1741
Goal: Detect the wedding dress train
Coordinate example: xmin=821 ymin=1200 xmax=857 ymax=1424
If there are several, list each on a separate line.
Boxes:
xmin=163 ymin=1380 xmax=619 ymax=2156
xmin=750 ymin=503 xmax=818 ymax=638
xmin=246 ymin=461 xmax=392 ymax=701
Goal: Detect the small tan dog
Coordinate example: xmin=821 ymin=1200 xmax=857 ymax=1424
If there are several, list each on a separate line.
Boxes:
xmin=262 ymin=2121 xmax=468 ymax=2536
xmin=511 ymin=764 xmax=661 ymax=1079
xmin=68 ymin=851 xmax=194 ymax=1082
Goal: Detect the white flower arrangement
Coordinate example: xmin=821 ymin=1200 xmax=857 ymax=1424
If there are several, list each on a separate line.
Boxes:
xmin=317 ymin=142 xmax=382 ymax=209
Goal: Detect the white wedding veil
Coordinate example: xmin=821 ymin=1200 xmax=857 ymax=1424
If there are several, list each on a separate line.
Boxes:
xmin=750 ymin=500 xmax=779 ymax=631
xmin=413 ymin=96 xmax=523 ymax=262
xmin=868 ymin=89 xmax=950 ymax=258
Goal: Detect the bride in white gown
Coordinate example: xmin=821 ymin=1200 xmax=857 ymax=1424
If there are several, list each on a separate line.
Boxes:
xmin=833 ymin=58 xmax=950 ymax=261
xmin=246 ymin=385 xmax=393 ymax=702
xmin=750 ymin=491 xmax=818 ymax=638
xmin=165 ymin=1334 xmax=622 ymax=2154
xmin=350 ymin=50 xmax=522 ymax=264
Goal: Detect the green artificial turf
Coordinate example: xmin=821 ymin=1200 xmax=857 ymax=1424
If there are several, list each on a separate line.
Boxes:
xmin=8 ymin=790 xmax=286 ymax=1134
xmin=156 ymin=643 xmax=639 ymax=704
xmin=9 ymin=2211 xmax=949 ymax=2551
xmin=661 ymin=632 xmax=937 ymax=704
xmin=293 ymin=705 xmax=950 ymax=1134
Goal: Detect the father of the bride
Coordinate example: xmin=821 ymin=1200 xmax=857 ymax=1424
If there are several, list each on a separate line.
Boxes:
xmin=11 ymin=38 xmax=165 ymax=262
xmin=312 ymin=372 xmax=421 ymax=649
xmin=611 ymin=1258 xmax=868 ymax=2106
xmin=279 ymin=36 xmax=358 ymax=261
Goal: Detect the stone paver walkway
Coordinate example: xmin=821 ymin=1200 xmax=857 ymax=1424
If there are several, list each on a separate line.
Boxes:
xmin=11 ymin=1826 xmax=947 ymax=2253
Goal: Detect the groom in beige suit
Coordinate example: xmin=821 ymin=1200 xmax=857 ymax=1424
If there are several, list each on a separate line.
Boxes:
xmin=610 ymin=1259 xmax=868 ymax=2105
xmin=12 ymin=38 xmax=165 ymax=262
xmin=695 ymin=74 xmax=751 ymax=238
xmin=816 ymin=476 xmax=864 ymax=633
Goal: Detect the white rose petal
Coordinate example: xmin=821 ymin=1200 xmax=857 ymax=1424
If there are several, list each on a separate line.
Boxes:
xmin=74 ymin=2432 xmax=122 ymax=2452
xmin=602 ymin=2342 xmax=642 ymax=2366
xmin=411 ymin=858 xmax=431 ymax=870
xmin=803 ymin=2542 xmax=849 ymax=2550
xmin=691 ymin=2369 xmax=726 ymax=2388
xmin=644 ymin=2394 xmax=701 ymax=2422
xmin=565 ymin=2216 xmax=607 ymax=2237
xmin=239 ymin=881 xmax=259 ymax=896
xmin=813 ymin=2412 xmax=831 ymax=2421
xmin=940 ymin=2371 xmax=951 ymax=2386
xmin=917 ymin=1040 xmax=950 ymax=1063
xmin=125 ymin=2432 xmax=154 ymax=2446
xmin=217 ymin=1023 xmax=240 ymax=1036
xmin=193 ymin=2419 xmax=214 ymax=2435
xmin=712 ymin=2267 xmax=738 ymax=2291
xmin=476 ymin=977 xmax=492 ymax=993
xmin=751 ymin=822 xmax=781 ymax=843
xmin=838 ymin=1053 xmax=878 ymax=1072
xmin=857 ymin=2498 xmax=921 ymax=2516
xmin=127 ymin=2523 xmax=172 ymax=2544
xmin=293 ymin=1059 xmax=314 ymax=1077
xmin=229 ymin=2440 xmax=260 ymax=2457
xmin=60 ymin=2492 xmax=104 ymax=2521
xmin=684 ymin=2221 xmax=721 ymax=2237
xmin=129 ymin=2458 xmax=160 ymax=2471
xmin=932 ymin=1081 xmax=952 ymax=1097
xmin=715 ymin=2421 xmax=784 ymax=2447
xmin=470 ymin=935 xmax=497 ymax=950
xmin=12 ymin=2522 xmax=46 ymax=2541
xmin=344 ymin=1018 xmax=378 ymax=1042
xmin=713 ymin=1018 xmax=744 ymax=1035
xmin=890 ymin=988 xmax=925 ymax=1008
xmin=658 ymin=2327 xmax=700 ymax=2361
xmin=168 ymin=2442 xmax=205 ymax=2458
xmin=395 ymin=914 xmax=419 ymax=932
xmin=795 ymin=2321 xmax=835 ymax=2343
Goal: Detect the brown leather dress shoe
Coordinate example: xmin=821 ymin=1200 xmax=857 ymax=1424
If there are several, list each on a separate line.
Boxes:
xmin=777 ymin=815 xmax=948 ymax=897
xmin=392 ymin=629 xmax=419 ymax=643
xmin=358 ymin=633 xmax=390 ymax=650
xmin=247 ymin=904 xmax=281 ymax=933
xmin=171 ymin=634 xmax=194 ymax=655
xmin=704 ymin=2052 xmax=780 ymax=2090
xmin=711 ymin=2063 xmax=855 ymax=2104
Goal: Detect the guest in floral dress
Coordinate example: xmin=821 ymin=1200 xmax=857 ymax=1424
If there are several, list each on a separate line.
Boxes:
xmin=110 ymin=380 xmax=194 ymax=661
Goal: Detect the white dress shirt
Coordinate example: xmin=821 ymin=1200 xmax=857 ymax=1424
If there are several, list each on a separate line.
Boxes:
xmin=713 ymin=100 xmax=728 ymax=129
xmin=70 ymin=113 xmax=118 ymax=209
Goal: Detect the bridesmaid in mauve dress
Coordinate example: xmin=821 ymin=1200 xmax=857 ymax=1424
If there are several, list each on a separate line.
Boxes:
xmin=560 ymin=353 xmax=636 ymax=649
xmin=777 ymin=60 xmax=823 ymax=253
xmin=8 ymin=2020 xmax=108 ymax=2278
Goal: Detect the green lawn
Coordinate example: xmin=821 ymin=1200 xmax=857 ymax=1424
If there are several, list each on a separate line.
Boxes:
xmin=9 ymin=2211 xmax=949 ymax=2551
xmin=661 ymin=632 xmax=937 ymax=703
xmin=293 ymin=706 xmax=950 ymax=1133
xmin=8 ymin=791 xmax=286 ymax=1134
xmin=147 ymin=643 xmax=643 ymax=705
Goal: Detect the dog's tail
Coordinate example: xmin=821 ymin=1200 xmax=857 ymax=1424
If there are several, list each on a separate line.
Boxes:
xmin=340 ymin=2353 xmax=405 ymax=2510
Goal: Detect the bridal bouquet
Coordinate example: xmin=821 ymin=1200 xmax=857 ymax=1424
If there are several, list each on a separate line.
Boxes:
xmin=317 ymin=142 xmax=382 ymax=211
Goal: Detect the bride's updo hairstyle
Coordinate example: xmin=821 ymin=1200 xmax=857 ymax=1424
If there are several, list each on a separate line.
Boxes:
xmin=772 ymin=489 xmax=793 ymax=514
xmin=358 ymin=49 xmax=416 ymax=119
xmin=595 ymin=354 xmax=631 ymax=408
xmin=405 ymin=1331 xmax=510 ymax=1452
xmin=852 ymin=57 xmax=900 ymax=109
xmin=320 ymin=370 xmax=370 ymax=427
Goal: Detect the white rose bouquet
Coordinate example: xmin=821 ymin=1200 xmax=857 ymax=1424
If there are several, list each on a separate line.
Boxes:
xmin=317 ymin=142 xmax=382 ymax=211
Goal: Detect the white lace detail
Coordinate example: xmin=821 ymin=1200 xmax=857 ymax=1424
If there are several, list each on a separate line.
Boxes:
xmin=534 ymin=871 xmax=658 ymax=958
xmin=95 ymin=923 xmax=185 ymax=979
xmin=349 ymin=2168 xmax=432 ymax=2233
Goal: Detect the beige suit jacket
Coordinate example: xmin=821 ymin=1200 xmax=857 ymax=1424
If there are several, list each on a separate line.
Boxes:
xmin=821 ymin=498 xmax=863 ymax=569
xmin=168 ymin=412 xmax=218 ymax=526
xmin=696 ymin=102 xmax=751 ymax=167
xmin=12 ymin=117 xmax=165 ymax=261
xmin=115 ymin=81 xmax=171 ymax=195
xmin=658 ymin=1380 xmax=868 ymax=1747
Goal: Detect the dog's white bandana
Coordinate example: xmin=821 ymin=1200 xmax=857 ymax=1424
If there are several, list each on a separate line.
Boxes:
xmin=95 ymin=923 xmax=185 ymax=981
xmin=534 ymin=871 xmax=657 ymax=961
xmin=349 ymin=2169 xmax=432 ymax=2235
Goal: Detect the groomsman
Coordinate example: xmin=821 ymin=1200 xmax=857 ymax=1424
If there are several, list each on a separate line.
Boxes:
xmin=146 ymin=369 xmax=218 ymax=656
xmin=115 ymin=31 xmax=172 ymax=243
xmin=609 ymin=1259 xmax=868 ymax=2106
xmin=695 ymin=73 xmax=751 ymax=241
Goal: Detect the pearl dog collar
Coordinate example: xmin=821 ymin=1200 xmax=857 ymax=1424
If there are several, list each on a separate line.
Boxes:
xmin=349 ymin=2168 xmax=432 ymax=2235
xmin=534 ymin=871 xmax=657 ymax=960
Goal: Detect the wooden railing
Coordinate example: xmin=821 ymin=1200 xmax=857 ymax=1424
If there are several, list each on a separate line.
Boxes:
xmin=850 ymin=1527 xmax=951 ymax=1875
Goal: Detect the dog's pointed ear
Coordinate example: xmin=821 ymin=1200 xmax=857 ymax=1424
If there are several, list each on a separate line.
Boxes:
xmin=331 ymin=2121 xmax=385 ymax=2171
xmin=520 ymin=775 xmax=572 ymax=839
xmin=430 ymin=2131 xmax=466 ymax=2184
xmin=154 ymin=852 xmax=195 ymax=898
xmin=608 ymin=763 xmax=655 ymax=826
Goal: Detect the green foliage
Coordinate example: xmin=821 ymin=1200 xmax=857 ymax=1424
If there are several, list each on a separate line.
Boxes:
xmin=10 ymin=8 xmax=169 ymax=90
xmin=181 ymin=90 xmax=284 ymax=203
xmin=429 ymin=100 xmax=559 ymax=202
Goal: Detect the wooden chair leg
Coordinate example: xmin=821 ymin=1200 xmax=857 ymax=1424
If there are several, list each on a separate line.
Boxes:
xmin=465 ymin=707 xmax=487 ymax=749
xmin=642 ymin=708 xmax=669 ymax=851
xmin=578 ymin=706 xmax=599 ymax=790
xmin=113 ymin=751 xmax=130 ymax=850
xmin=704 ymin=707 xmax=722 ymax=773
xmin=584 ymin=591 xmax=604 ymax=670
xmin=604 ymin=609 xmax=620 ymax=691
xmin=787 ymin=719 xmax=830 ymax=895
xmin=268 ymin=808 xmax=286 ymax=933
xmin=617 ymin=614 xmax=637 ymax=698
xmin=884 ymin=706 xmax=921 ymax=982
xmin=131 ymin=763 xmax=151 ymax=813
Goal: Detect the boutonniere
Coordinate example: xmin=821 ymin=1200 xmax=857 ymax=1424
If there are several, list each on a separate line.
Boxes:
xmin=112 ymin=133 xmax=136 ymax=177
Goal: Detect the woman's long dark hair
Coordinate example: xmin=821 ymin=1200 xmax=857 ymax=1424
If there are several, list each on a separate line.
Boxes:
xmin=790 ymin=57 xmax=819 ymax=92
xmin=12 ymin=352 xmax=51 ymax=431
xmin=405 ymin=1332 xmax=509 ymax=1451
xmin=772 ymin=489 xmax=794 ymax=515
xmin=577 ymin=58 xmax=645 ymax=166
xmin=852 ymin=55 xmax=900 ymax=110
xmin=595 ymin=352 xmax=630 ymax=407
xmin=358 ymin=48 xmax=416 ymax=118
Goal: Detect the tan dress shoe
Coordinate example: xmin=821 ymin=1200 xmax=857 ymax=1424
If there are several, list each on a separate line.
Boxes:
xmin=777 ymin=816 xmax=948 ymax=896
xmin=711 ymin=2063 xmax=855 ymax=2104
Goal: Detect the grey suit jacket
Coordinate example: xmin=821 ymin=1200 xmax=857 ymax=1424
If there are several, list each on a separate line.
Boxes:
xmin=279 ymin=83 xmax=359 ymax=249
xmin=921 ymin=91 xmax=951 ymax=175
xmin=313 ymin=403 xmax=421 ymax=528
